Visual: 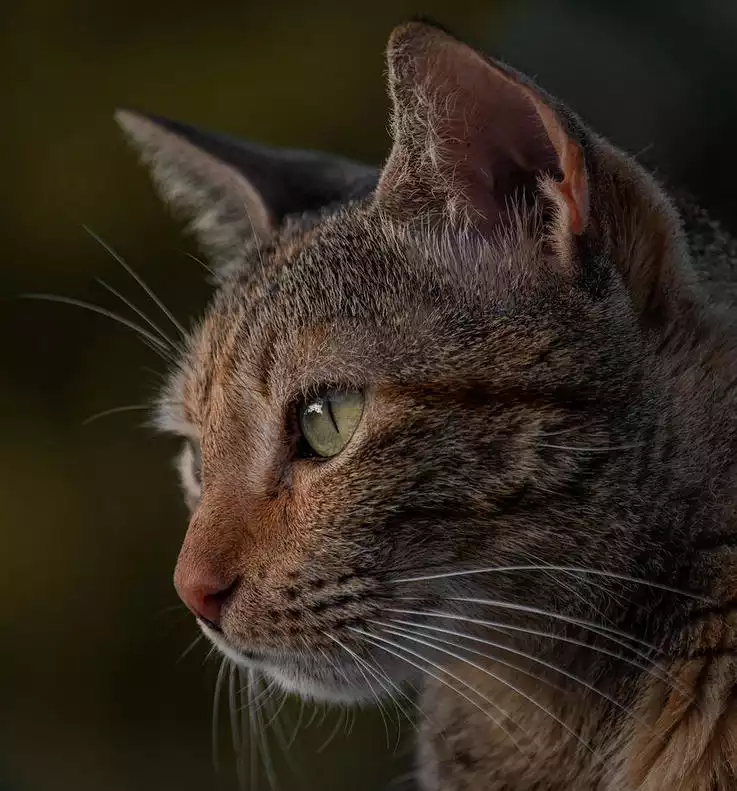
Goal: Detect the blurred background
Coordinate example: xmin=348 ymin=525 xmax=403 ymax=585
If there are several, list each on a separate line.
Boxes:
xmin=3 ymin=1 xmax=737 ymax=789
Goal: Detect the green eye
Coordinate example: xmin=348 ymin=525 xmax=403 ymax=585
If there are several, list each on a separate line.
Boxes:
xmin=297 ymin=389 xmax=364 ymax=458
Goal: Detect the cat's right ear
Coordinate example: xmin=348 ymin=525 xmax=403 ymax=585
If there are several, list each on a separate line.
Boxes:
xmin=375 ymin=22 xmax=588 ymax=265
xmin=115 ymin=110 xmax=376 ymax=269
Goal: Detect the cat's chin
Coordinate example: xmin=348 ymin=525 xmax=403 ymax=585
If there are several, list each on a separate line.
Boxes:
xmin=260 ymin=664 xmax=373 ymax=704
xmin=199 ymin=622 xmax=381 ymax=704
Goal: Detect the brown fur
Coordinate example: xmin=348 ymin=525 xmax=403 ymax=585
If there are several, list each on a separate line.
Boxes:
xmin=117 ymin=20 xmax=737 ymax=791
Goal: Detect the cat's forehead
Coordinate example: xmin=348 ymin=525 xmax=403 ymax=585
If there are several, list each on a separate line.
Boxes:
xmin=163 ymin=211 xmax=415 ymax=428
xmin=160 ymin=205 xmax=558 ymax=435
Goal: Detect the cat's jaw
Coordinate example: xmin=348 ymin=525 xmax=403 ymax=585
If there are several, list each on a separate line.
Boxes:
xmin=199 ymin=621 xmax=395 ymax=704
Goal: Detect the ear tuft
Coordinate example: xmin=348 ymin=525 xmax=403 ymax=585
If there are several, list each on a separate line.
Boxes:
xmin=115 ymin=108 xmax=273 ymax=268
xmin=115 ymin=108 xmax=377 ymax=271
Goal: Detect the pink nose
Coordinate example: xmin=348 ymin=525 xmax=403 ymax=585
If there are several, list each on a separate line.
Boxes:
xmin=174 ymin=574 xmax=237 ymax=628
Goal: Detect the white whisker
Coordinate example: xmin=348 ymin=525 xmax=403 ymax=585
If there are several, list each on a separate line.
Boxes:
xmin=228 ymin=663 xmax=244 ymax=789
xmin=386 ymin=608 xmax=686 ymax=695
xmin=84 ymin=225 xmax=188 ymax=338
xmin=81 ymin=404 xmax=153 ymax=425
xmin=176 ymin=633 xmax=205 ymax=663
xmin=262 ymin=689 xmax=289 ymax=731
xmin=378 ymin=623 xmax=600 ymax=760
xmin=326 ymin=633 xmax=418 ymax=742
xmin=286 ymin=698 xmax=306 ymax=750
xmin=538 ymin=442 xmax=643 ymax=453
xmin=318 ymin=642 xmax=394 ymax=749
xmin=266 ymin=697 xmax=302 ymax=787
xmin=391 ymin=564 xmax=710 ymax=603
xmin=382 ymin=619 xmax=660 ymax=740
xmin=253 ymin=672 xmax=280 ymax=791
xmin=443 ymin=595 xmax=663 ymax=656
xmin=246 ymin=670 xmax=259 ymax=791
xmin=95 ymin=277 xmax=179 ymax=351
xmin=317 ymin=708 xmax=346 ymax=753
xmin=211 ymin=656 xmax=228 ymax=774
xmin=22 ymin=293 xmax=176 ymax=362
xmin=348 ymin=626 xmax=528 ymax=752
xmin=184 ymin=251 xmax=217 ymax=277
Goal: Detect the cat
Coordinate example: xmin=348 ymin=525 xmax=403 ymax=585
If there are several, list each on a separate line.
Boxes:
xmin=116 ymin=19 xmax=737 ymax=791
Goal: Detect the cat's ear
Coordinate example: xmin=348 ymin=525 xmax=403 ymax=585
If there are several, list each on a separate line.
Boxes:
xmin=115 ymin=109 xmax=376 ymax=268
xmin=376 ymin=22 xmax=588 ymax=251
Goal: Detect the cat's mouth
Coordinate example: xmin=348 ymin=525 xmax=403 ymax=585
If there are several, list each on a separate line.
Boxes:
xmin=199 ymin=621 xmax=386 ymax=703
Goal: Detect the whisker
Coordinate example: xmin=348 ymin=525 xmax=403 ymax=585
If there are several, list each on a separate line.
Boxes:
xmin=321 ymin=639 xmax=392 ymax=746
xmin=81 ymin=404 xmax=153 ymax=425
xmin=324 ymin=641 xmax=401 ymax=748
xmin=21 ymin=293 xmax=176 ymax=362
xmin=354 ymin=649 xmax=420 ymax=735
xmin=391 ymin=565 xmax=710 ymax=604
xmin=538 ymin=565 xmax=618 ymax=632
xmin=537 ymin=421 xmax=598 ymax=438
xmin=84 ymin=226 xmax=188 ymax=338
xmin=212 ymin=656 xmax=228 ymax=774
xmin=262 ymin=689 xmax=289 ymax=731
xmin=268 ymin=706 xmax=303 ymax=791
xmin=315 ymin=702 xmax=330 ymax=730
xmin=244 ymin=678 xmax=279 ymax=713
xmin=177 ymin=633 xmax=205 ymax=663
xmin=344 ymin=706 xmax=357 ymax=737
xmin=387 ymin=607 xmax=688 ymax=697
xmin=348 ymin=626 xmax=528 ymax=752
xmin=253 ymin=672 xmax=280 ymax=791
xmin=304 ymin=703 xmax=321 ymax=730
xmin=151 ymin=602 xmax=186 ymax=622
xmin=246 ymin=670 xmax=260 ymax=791
xmin=443 ymin=595 xmax=664 ymax=656
xmin=325 ymin=633 xmax=417 ymax=744
xmin=237 ymin=666 xmax=250 ymax=791
xmin=355 ymin=652 xmax=422 ymax=737
xmin=184 ymin=251 xmax=217 ymax=278
xmin=374 ymin=619 xmax=566 ymax=697
xmin=228 ymin=663 xmax=244 ymax=788
xmin=286 ymin=698 xmax=306 ymax=750
xmin=383 ymin=619 xmax=659 ymax=740
xmin=538 ymin=442 xmax=642 ymax=453
xmin=95 ymin=277 xmax=179 ymax=350
xmin=317 ymin=708 xmax=346 ymax=753
xmin=378 ymin=623 xmax=600 ymax=760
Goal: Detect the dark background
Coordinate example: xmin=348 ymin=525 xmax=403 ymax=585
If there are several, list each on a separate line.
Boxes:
xmin=3 ymin=2 xmax=737 ymax=790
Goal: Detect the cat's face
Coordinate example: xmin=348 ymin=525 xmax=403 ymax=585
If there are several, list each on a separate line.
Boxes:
xmin=118 ymin=22 xmax=696 ymax=702
xmin=158 ymin=205 xmax=642 ymax=702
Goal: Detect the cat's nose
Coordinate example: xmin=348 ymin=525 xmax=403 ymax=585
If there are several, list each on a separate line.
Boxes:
xmin=174 ymin=570 xmax=237 ymax=629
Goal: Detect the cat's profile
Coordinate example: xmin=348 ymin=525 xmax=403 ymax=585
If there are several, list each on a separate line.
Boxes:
xmin=116 ymin=20 xmax=737 ymax=791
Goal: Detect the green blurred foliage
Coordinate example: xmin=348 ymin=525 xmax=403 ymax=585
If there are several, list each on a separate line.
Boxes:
xmin=2 ymin=1 xmax=737 ymax=790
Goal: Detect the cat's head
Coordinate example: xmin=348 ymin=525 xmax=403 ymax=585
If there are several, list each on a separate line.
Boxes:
xmin=117 ymin=22 xmax=701 ymax=701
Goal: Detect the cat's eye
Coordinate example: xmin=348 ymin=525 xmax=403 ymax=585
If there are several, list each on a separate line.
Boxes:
xmin=296 ymin=389 xmax=364 ymax=458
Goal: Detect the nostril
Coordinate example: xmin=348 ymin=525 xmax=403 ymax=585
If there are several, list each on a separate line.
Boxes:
xmin=177 ymin=577 xmax=239 ymax=628
xmin=201 ymin=580 xmax=238 ymax=628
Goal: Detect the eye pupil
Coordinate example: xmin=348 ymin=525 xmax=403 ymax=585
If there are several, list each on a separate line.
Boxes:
xmin=297 ymin=389 xmax=364 ymax=459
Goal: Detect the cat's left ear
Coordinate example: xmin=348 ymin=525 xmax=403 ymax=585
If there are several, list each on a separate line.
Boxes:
xmin=376 ymin=22 xmax=589 ymax=258
xmin=115 ymin=110 xmax=376 ymax=269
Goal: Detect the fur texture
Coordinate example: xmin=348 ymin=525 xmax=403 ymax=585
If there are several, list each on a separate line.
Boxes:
xmin=118 ymin=21 xmax=737 ymax=791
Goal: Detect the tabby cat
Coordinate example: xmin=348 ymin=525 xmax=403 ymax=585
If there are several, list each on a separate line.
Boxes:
xmin=116 ymin=20 xmax=737 ymax=791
